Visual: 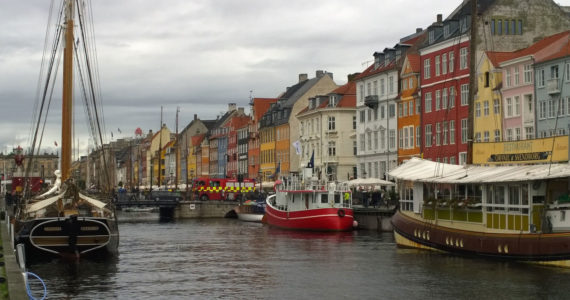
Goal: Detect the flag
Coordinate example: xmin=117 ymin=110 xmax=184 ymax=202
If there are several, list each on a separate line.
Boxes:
xmin=307 ymin=150 xmax=314 ymax=168
xmin=292 ymin=140 xmax=301 ymax=155
xmin=118 ymin=128 xmax=122 ymax=133
xmin=54 ymin=141 xmax=58 ymax=147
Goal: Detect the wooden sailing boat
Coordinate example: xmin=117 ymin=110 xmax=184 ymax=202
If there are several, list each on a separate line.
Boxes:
xmin=13 ymin=0 xmax=118 ymax=263
xmin=389 ymin=0 xmax=570 ymax=267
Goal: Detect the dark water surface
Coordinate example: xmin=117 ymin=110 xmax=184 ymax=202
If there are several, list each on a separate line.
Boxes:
xmin=27 ymin=218 xmax=570 ymax=299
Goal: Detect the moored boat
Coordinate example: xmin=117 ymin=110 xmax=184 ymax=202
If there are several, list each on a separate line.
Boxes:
xmin=13 ymin=0 xmax=118 ymax=263
xmin=235 ymin=200 xmax=265 ymax=222
xmin=264 ymin=168 xmax=356 ymax=231
xmin=390 ymin=157 xmax=570 ymax=267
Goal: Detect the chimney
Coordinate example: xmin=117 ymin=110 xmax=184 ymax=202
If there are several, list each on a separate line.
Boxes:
xmin=193 ymin=114 xmax=197 ymax=120
xmin=228 ymin=103 xmax=237 ymax=112
xmin=437 ymin=14 xmax=442 ymax=23
xmin=299 ymin=73 xmax=308 ymax=82
xmin=416 ymin=27 xmax=422 ymax=33
xmin=347 ymin=73 xmax=361 ymax=82
xmin=316 ymin=70 xmax=324 ymax=78
xmin=238 ymin=107 xmax=244 ymax=114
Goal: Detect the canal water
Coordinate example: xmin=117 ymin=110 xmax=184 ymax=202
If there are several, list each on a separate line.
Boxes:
xmin=27 ymin=218 xmax=570 ymax=299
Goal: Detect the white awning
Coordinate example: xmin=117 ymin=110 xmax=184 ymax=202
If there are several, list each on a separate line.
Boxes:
xmin=389 ymin=157 xmax=570 ymax=184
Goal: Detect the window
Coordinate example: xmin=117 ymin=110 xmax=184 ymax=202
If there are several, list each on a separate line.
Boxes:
xmin=515 ymin=96 xmax=520 ymax=116
xmin=566 ymin=63 xmax=570 ymax=81
xmin=548 ymin=99 xmax=555 ymax=118
xmin=475 ymin=102 xmax=481 ymax=117
xmin=360 ymin=134 xmax=365 ymax=153
xmin=506 ymin=98 xmax=513 ymax=117
xmin=380 ymin=105 xmax=385 ymax=119
xmin=353 ymin=141 xmax=357 ymax=155
xmin=360 ymin=110 xmax=365 ymax=123
xmin=484 ymin=131 xmax=489 ymax=142
xmin=367 ymin=82 xmax=371 ymax=96
xmin=380 ymin=130 xmax=386 ymax=149
xmin=515 ymin=128 xmax=521 ymax=141
xmin=494 ymin=129 xmax=501 ymax=142
xmin=367 ymin=132 xmax=372 ymax=150
xmin=389 ymin=104 xmax=396 ymax=118
xmin=435 ymin=55 xmax=440 ymax=76
xmin=425 ymin=92 xmax=432 ymax=113
xmin=514 ymin=67 xmax=520 ymax=86
xmin=494 ymin=99 xmax=500 ymax=114
xmin=399 ymin=128 xmax=404 ymax=148
xmin=374 ymin=131 xmax=378 ymax=150
xmin=498 ymin=20 xmax=502 ymax=35
xmin=450 ymin=156 xmax=456 ymax=164
xmin=484 ymin=72 xmax=490 ymax=87
xmin=436 ymin=122 xmax=441 ymax=146
xmin=505 ymin=69 xmax=511 ymax=88
xmin=409 ymin=126 xmax=414 ymax=148
xmin=435 ymin=90 xmax=441 ymax=111
xmin=442 ymin=53 xmax=447 ymax=75
xmin=461 ymin=84 xmax=469 ymax=106
xmin=373 ymin=80 xmax=378 ymax=95
xmin=328 ymin=141 xmax=336 ymax=156
xmin=424 ymin=58 xmax=431 ymax=79
xmin=450 ymin=86 xmax=455 ymax=108
xmin=524 ymin=64 xmax=532 ymax=84
xmin=398 ymin=103 xmax=403 ymax=117
xmin=507 ymin=129 xmax=513 ymax=141
xmin=460 ymin=47 xmax=468 ymax=70
xmin=491 ymin=19 xmax=495 ymax=35
xmin=328 ymin=116 xmax=336 ymax=130
xmin=374 ymin=108 xmax=378 ymax=121
xmin=475 ymin=132 xmax=481 ymax=142
xmin=416 ymin=98 xmax=421 ymax=114
xmin=389 ymin=130 xmax=396 ymax=149
xmin=517 ymin=20 xmax=522 ymax=35
xmin=380 ymin=79 xmax=385 ymax=96
xmin=443 ymin=121 xmax=448 ymax=145
xmin=539 ymin=101 xmax=546 ymax=119
xmin=449 ymin=51 xmax=454 ymax=73
xmin=416 ymin=126 xmax=421 ymax=148
xmin=450 ymin=120 xmax=455 ymax=144
xmin=425 ymin=124 xmax=432 ymax=147
xmin=461 ymin=119 xmax=468 ymax=144
xmin=484 ymin=101 xmax=489 ymax=116
xmin=368 ymin=109 xmax=372 ymax=122
xmin=353 ymin=116 xmax=356 ymax=129
xmin=442 ymin=88 xmax=448 ymax=110
xmin=403 ymin=102 xmax=408 ymax=117
xmin=537 ymin=69 xmax=545 ymax=87
xmin=459 ymin=152 xmax=467 ymax=165
xmin=408 ymin=101 xmax=413 ymax=116
xmin=551 ymin=65 xmax=559 ymax=80
xmin=389 ymin=76 xmax=394 ymax=94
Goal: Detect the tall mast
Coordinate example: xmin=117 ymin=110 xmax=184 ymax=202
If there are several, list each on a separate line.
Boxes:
xmin=158 ymin=106 xmax=163 ymax=188
xmin=175 ymin=106 xmax=180 ymax=190
xmin=61 ymin=0 xmax=74 ymax=181
xmin=467 ymin=0 xmax=477 ymax=164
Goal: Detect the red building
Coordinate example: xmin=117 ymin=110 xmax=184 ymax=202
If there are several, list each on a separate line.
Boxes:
xmin=226 ymin=115 xmax=250 ymax=178
xmin=420 ymin=15 xmax=471 ymax=164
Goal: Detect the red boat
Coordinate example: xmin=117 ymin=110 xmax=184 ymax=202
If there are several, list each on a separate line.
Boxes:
xmin=264 ymin=170 xmax=356 ymax=231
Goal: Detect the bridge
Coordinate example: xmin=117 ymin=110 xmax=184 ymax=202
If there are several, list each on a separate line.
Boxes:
xmin=115 ymin=191 xmax=182 ymax=219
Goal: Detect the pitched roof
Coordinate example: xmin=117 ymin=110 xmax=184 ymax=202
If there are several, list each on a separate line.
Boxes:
xmin=252 ymin=98 xmax=277 ymax=121
xmin=536 ymin=34 xmax=570 ymax=63
xmin=191 ymin=134 xmax=205 ymax=146
xmin=490 ymin=30 xmax=570 ymax=66
xmin=407 ymin=54 xmax=420 ymax=73
xmin=298 ymin=80 xmax=356 ymax=115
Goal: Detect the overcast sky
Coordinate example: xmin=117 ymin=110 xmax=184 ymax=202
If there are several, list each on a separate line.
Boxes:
xmin=1 ymin=0 xmax=570 ymax=156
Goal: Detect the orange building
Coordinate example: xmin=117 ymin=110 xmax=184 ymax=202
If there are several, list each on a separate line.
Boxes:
xmin=397 ymin=54 xmax=422 ymax=163
xmin=248 ymin=98 xmax=277 ymax=179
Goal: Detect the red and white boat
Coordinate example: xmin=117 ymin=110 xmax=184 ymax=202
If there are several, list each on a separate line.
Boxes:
xmin=264 ymin=169 xmax=356 ymax=231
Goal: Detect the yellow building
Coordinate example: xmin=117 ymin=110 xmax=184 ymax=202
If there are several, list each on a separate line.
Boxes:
xmin=147 ymin=125 xmax=171 ymax=187
xmin=474 ymin=52 xmax=505 ymax=143
xmin=259 ymin=125 xmax=275 ymax=181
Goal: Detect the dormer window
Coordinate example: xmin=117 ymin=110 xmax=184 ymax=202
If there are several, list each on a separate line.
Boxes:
xmin=385 ymin=56 xmax=390 ymax=66
xmin=329 ymin=95 xmax=337 ymax=107
xmin=429 ymin=30 xmax=435 ymax=43
xmin=396 ymin=50 xmax=401 ymax=62
xmin=443 ymin=25 xmax=449 ymax=38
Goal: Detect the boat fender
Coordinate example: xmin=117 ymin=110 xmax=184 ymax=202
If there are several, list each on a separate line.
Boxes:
xmin=338 ymin=208 xmax=346 ymax=218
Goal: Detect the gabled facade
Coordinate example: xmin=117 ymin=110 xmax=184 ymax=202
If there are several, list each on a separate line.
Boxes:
xmin=474 ymin=52 xmax=505 ymax=143
xmin=248 ymin=98 xmax=277 ymax=179
xmin=226 ymin=114 xmax=249 ymax=178
xmin=146 ymin=125 xmax=171 ymax=187
xmin=356 ymin=31 xmax=424 ymax=179
xmin=178 ymin=115 xmax=216 ymax=184
xmin=259 ymin=71 xmax=337 ymax=179
xmin=398 ymin=53 xmax=422 ymax=163
xmin=535 ymin=36 xmax=570 ymax=138
xmin=297 ymin=80 xmax=357 ymax=181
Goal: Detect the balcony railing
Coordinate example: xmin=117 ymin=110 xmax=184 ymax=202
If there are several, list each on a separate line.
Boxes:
xmin=547 ymin=78 xmax=560 ymax=95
